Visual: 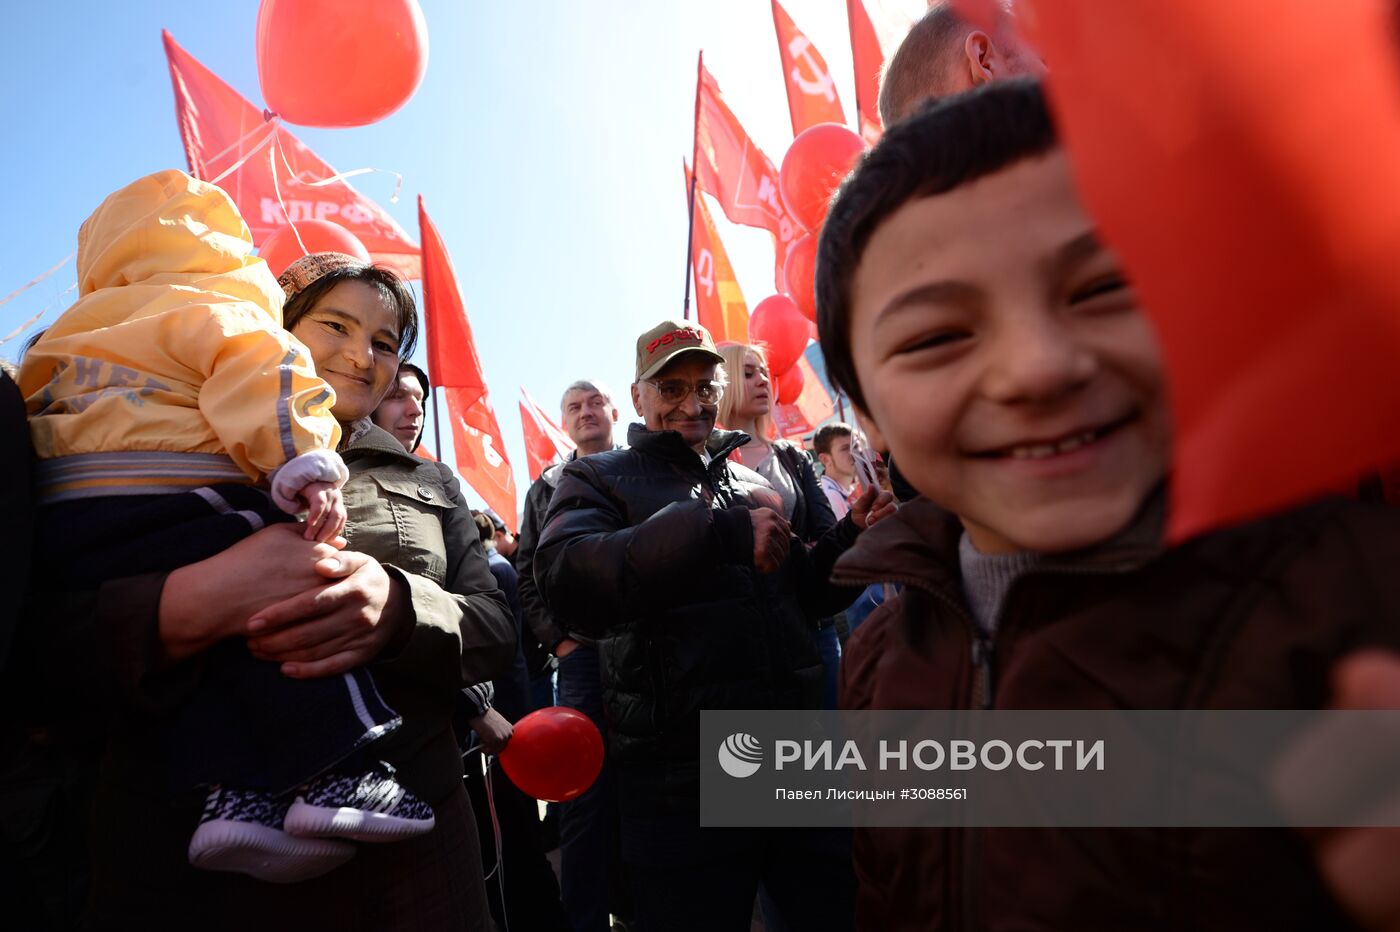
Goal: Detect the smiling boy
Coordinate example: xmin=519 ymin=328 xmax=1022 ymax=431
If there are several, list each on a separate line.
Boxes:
xmin=817 ymin=79 xmax=1400 ymax=930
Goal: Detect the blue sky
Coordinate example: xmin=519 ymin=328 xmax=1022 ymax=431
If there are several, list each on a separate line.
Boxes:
xmin=1 ymin=0 xmax=917 ymax=512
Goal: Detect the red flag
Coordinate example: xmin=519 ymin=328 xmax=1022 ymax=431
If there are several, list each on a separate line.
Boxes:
xmin=685 ymin=164 xmax=750 ymax=344
xmin=694 ymin=62 xmax=802 ymax=289
xmin=418 ymin=196 xmax=517 ymax=530
xmin=520 ymin=401 xmax=556 ymax=483
xmin=418 ymin=196 xmax=487 ymax=397
xmin=1023 ymin=0 xmax=1400 ymax=539
xmin=519 ymin=388 xmax=575 ymax=482
xmin=162 ymin=31 xmax=419 ymax=279
xmin=522 ymin=387 xmax=576 ymax=457
xmin=773 ymin=355 xmax=835 ymax=439
xmin=771 ymin=0 xmax=847 ymax=137
xmin=444 ymin=390 xmax=517 ymax=532
xmin=848 ymin=0 xmax=887 ymax=145
xmin=847 ymin=0 xmax=911 ymax=145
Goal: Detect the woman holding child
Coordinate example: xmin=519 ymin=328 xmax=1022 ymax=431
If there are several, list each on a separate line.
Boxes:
xmin=45 ymin=240 xmax=513 ymax=927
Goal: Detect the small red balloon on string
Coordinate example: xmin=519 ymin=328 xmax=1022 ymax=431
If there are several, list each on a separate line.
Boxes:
xmin=497 ymin=707 xmax=604 ymax=803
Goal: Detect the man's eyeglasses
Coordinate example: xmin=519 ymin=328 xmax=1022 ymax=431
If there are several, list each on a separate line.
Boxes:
xmin=643 ymin=378 xmax=726 ymax=405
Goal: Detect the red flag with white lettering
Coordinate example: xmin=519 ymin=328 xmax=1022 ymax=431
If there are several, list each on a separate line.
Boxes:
xmin=771 ymin=0 xmax=847 ymax=137
xmin=685 ymin=164 xmax=750 ymax=344
xmin=418 ymin=196 xmax=517 ymax=530
xmin=444 ymin=390 xmax=516 ymax=532
xmin=162 ymin=30 xmax=420 ymax=279
xmin=694 ymin=62 xmax=802 ymax=289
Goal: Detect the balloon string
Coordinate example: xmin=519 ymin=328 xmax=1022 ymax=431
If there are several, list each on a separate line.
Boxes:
xmin=208 ymin=119 xmax=280 ymax=187
xmin=482 ymin=756 xmax=510 ymax=932
xmin=271 ymin=127 xmax=403 ymax=204
xmin=269 ymin=135 xmax=309 ymax=257
xmin=1 ymin=252 xmax=76 ymax=308
xmin=202 ymin=113 xmax=281 ymax=180
xmin=1 ymin=281 xmax=77 ymax=345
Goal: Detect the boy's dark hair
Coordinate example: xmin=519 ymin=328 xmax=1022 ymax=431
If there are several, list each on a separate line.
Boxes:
xmin=816 ymin=78 xmax=1057 ymax=411
xmin=282 ymin=264 xmax=420 ymax=361
xmin=812 ymin=422 xmax=853 ymax=457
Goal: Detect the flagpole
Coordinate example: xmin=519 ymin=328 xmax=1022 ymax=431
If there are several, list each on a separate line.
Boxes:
xmin=432 ymin=387 xmax=444 ymax=460
xmin=683 ymin=50 xmax=704 ymax=321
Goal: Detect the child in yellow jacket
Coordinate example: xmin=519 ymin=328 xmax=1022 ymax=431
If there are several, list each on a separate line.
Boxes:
xmin=19 ymin=170 xmax=433 ymax=883
xmin=21 ymin=169 xmax=347 ymax=534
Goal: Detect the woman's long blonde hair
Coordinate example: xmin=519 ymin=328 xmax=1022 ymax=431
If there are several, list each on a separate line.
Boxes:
xmin=716 ymin=342 xmax=773 ymax=440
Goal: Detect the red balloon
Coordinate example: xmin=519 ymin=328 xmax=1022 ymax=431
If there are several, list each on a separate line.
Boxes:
xmin=779 ymin=123 xmax=867 ymax=232
xmin=750 ymin=294 xmax=810 ymax=375
xmin=258 ymin=220 xmax=371 ymax=278
xmin=497 ymin=707 xmax=604 ymax=803
xmin=776 ymin=363 xmax=806 ymax=405
xmin=257 ymin=0 xmax=429 ymax=128
xmin=783 ymin=233 xmax=819 ymax=322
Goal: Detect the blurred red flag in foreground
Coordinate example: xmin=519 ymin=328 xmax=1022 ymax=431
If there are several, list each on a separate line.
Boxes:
xmin=1014 ymin=0 xmax=1400 ymax=539
xmin=694 ymin=62 xmax=802 ymax=289
xmin=419 ymin=196 xmax=516 ymax=530
xmin=771 ymin=0 xmax=847 ymax=137
xmin=162 ymin=30 xmax=420 ymax=279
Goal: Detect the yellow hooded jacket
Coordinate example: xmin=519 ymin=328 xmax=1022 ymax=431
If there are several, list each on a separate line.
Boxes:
xmin=18 ymin=169 xmax=340 ymax=502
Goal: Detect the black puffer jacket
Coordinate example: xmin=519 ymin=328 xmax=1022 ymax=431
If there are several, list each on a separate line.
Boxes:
xmin=536 ymin=424 xmax=858 ymax=815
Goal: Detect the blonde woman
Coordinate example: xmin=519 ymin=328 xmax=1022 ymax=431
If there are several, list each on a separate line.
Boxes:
xmin=715 ymin=342 xmax=890 ymax=707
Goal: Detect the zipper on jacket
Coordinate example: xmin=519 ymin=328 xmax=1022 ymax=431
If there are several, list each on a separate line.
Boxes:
xmin=969 ymin=634 xmax=993 ymax=711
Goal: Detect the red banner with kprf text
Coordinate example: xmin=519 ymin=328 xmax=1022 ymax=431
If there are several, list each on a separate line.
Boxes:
xmin=163 ymin=30 xmax=420 ymax=279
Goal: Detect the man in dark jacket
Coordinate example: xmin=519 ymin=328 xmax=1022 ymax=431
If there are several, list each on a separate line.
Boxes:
xmin=537 ymin=320 xmax=879 ymax=932
xmin=516 ymin=379 xmax=623 ymax=932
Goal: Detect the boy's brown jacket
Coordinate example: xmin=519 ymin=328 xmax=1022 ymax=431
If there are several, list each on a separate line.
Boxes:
xmin=835 ymin=493 xmax=1400 ymax=931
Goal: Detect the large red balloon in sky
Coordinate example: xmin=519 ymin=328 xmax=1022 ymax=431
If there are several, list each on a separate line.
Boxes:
xmin=749 ymin=294 xmax=810 ymax=376
xmin=257 ymin=0 xmax=429 ymax=128
xmin=779 ymin=123 xmax=867 ymax=233
xmin=258 ymin=220 xmax=371 ymax=278
xmin=497 ymin=707 xmax=604 ymax=803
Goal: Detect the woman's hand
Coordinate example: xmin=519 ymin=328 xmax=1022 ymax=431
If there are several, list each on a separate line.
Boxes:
xmin=470 ymin=708 xmax=514 ymax=755
xmin=158 ymin=523 xmax=345 ymax=665
xmin=850 ymin=484 xmax=898 ymax=530
xmin=244 ymin=549 xmax=412 ymax=679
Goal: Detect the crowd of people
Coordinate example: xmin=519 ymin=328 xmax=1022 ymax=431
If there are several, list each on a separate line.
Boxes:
xmin=3 ymin=2 xmax=1400 ymax=931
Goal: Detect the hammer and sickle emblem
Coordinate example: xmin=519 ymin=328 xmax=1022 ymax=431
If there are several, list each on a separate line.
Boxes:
xmin=789 ymin=37 xmax=836 ymax=103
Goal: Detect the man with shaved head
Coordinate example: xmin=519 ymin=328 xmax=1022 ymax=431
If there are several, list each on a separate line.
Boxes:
xmin=878 ymin=0 xmax=1045 ymax=126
